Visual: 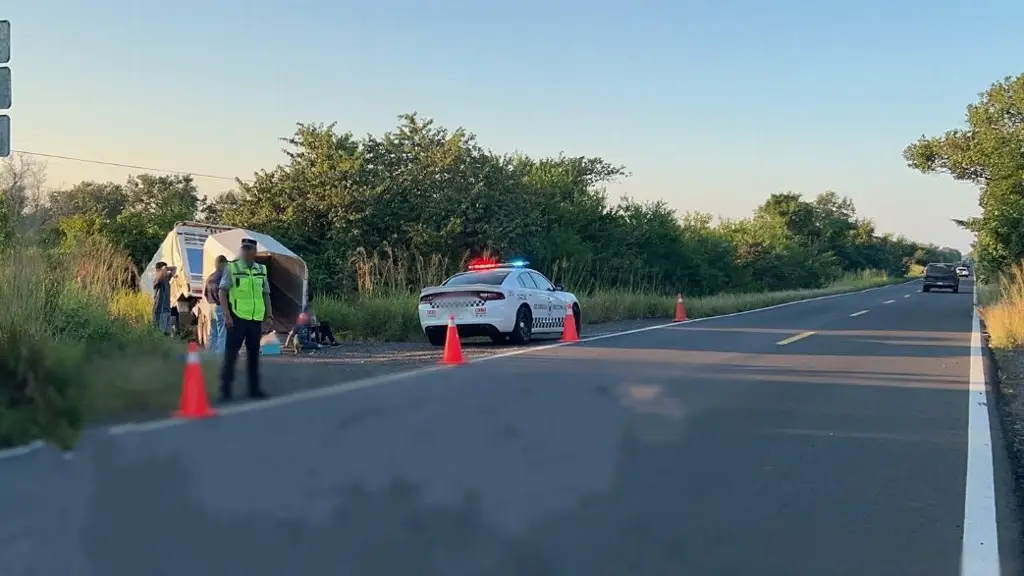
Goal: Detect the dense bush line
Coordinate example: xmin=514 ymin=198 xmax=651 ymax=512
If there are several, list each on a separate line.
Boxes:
xmin=10 ymin=114 xmax=957 ymax=300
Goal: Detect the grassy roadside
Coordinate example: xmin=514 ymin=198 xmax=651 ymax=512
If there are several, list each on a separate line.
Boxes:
xmin=0 ymin=240 xmax=218 ymax=450
xmin=313 ymin=270 xmax=906 ymax=342
xmin=978 ymin=264 xmax=1024 ymax=421
xmin=978 ymin=263 xmax=1024 ymax=531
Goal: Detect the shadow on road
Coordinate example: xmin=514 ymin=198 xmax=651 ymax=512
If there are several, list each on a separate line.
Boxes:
xmin=75 ymin=426 xmax=711 ymax=576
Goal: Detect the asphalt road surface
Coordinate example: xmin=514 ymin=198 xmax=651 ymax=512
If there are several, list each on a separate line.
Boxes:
xmin=0 ymin=279 xmax=1013 ymax=575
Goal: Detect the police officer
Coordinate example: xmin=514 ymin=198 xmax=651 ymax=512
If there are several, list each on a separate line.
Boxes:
xmin=217 ymin=237 xmax=273 ymax=401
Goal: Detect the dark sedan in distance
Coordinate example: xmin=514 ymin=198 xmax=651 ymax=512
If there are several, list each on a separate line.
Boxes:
xmin=922 ymin=263 xmax=960 ymax=293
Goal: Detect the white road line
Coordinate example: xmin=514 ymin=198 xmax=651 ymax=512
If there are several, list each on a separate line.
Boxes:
xmin=883 ymin=299 xmax=895 ymax=304
xmin=0 ymin=440 xmax=43 ymax=461
xmin=776 ymin=331 xmax=816 ymax=346
xmin=849 ymin=310 xmax=869 ymax=317
xmin=100 ymin=279 xmax=920 ymax=434
xmin=960 ymin=287 xmax=1001 ymax=575
xmin=904 ymin=294 xmax=912 ymax=298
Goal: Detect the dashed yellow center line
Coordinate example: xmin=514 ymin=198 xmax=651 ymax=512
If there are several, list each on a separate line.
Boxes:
xmin=776 ymin=331 xmax=817 ymax=346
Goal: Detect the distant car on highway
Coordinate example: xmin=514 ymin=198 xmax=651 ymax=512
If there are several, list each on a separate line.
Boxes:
xmin=955 ymin=266 xmax=969 ymax=278
xmin=418 ymin=259 xmax=581 ymax=346
xmin=923 ymin=262 xmax=960 ymax=293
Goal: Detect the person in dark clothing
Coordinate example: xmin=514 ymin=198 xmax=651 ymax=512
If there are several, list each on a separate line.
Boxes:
xmin=307 ymin=307 xmax=340 ymax=346
xmin=217 ymin=238 xmax=273 ymax=402
xmin=152 ymin=262 xmax=174 ymax=335
xmin=205 ymin=255 xmax=229 ymax=353
xmin=285 ymin=305 xmax=340 ymax=351
xmin=285 ymin=308 xmax=320 ymax=352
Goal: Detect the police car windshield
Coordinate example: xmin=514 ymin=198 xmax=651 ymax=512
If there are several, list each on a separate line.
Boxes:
xmin=443 ymin=270 xmax=511 ymax=286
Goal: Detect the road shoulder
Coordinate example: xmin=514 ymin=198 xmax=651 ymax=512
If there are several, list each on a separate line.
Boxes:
xmin=983 ymin=337 xmax=1024 ymax=575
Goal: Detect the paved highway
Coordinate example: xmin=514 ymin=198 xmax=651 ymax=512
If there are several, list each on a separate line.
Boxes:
xmin=0 ymin=279 xmax=1010 ymax=575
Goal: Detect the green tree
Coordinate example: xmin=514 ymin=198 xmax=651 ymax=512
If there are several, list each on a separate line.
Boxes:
xmin=33 ymin=112 xmax=935 ymax=298
xmin=903 ymin=73 xmax=1024 ymax=280
xmin=45 ymin=174 xmax=201 ymax=268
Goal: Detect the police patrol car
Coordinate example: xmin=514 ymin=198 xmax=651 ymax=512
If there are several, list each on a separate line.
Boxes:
xmin=418 ymin=259 xmax=582 ymax=346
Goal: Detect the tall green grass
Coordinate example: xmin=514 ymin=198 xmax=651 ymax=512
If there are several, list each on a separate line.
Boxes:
xmin=0 ymin=238 xmax=215 ymax=450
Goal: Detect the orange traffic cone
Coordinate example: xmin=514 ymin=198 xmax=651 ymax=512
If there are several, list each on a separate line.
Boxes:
xmin=673 ymin=293 xmax=687 ymax=322
xmin=440 ymin=315 xmax=465 ymax=365
xmin=562 ymin=303 xmax=579 ymax=343
xmin=173 ymin=342 xmax=216 ymax=419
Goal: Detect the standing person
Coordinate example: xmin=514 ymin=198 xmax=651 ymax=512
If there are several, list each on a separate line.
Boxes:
xmin=205 ymin=255 xmax=229 ymax=353
xmin=152 ymin=262 xmax=173 ymax=335
xmin=217 ymin=237 xmax=273 ymax=401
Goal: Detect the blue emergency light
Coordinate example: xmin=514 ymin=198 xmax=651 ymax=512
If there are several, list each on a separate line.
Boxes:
xmin=467 ymin=258 xmax=531 ymax=271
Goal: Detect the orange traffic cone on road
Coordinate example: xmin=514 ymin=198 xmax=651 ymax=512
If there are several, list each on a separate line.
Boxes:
xmin=174 ymin=342 xmax=216 ymax=419
xmin=562 ymin=303 xmax=579 ymax=343
xmin=673 ymin=293 xmax=687 ymax=322
xmin=440 ymin=315 xmax=465 ymax=365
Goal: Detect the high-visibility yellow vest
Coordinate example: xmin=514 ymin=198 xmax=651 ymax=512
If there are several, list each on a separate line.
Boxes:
xmin=227 ymin=260 xmax=266 ymax=321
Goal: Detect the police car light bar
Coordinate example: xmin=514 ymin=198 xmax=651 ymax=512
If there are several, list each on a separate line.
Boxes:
xmin=467 ymin=258 xmax=529 ymax=271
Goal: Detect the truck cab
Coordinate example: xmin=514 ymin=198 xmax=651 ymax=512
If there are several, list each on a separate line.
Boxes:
xmin=141 ymin=221 xmax=237 ymax=334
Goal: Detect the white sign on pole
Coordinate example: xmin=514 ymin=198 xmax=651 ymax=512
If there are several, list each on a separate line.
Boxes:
xmin=0 ymin=67 xmax=9 ymax=109
xmin=0 ymin=21 xmax=9 ymax=65
xmin=0 ymin=21 xmax=9 ymax=157
xmin=0 ymin=115 xmax=9 ymax=157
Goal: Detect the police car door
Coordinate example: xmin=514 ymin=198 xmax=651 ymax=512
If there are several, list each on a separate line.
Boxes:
xmin=527 ymin=271 xmax=561 ymax=332
xmin=515 ymin=271 xmax=551 ymax=331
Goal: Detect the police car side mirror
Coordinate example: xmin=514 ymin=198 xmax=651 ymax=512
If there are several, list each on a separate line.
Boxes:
xmin=553 ymin=284 xmax=564 ymax=292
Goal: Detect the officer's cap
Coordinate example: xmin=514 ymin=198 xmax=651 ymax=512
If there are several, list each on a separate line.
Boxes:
xmin=240 ymin=238 xmax=258 ymax=250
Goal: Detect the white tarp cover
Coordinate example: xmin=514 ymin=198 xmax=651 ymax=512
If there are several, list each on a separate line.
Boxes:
xmin=201 ymin=228 xmax=309 ymax=332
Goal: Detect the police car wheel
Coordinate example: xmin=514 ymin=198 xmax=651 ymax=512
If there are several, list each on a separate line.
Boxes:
xmin=509 ymin=305 xmax=533 ymax=345
xmin=573 ymin=303 xmax=581 ymax=336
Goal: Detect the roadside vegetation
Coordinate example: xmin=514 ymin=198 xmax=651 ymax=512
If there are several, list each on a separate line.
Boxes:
xmin=0 ymin=236 xmax=215 ymax=451
xmin=1 ymin=112 xmax=957 ymax=450
xmin=906 ymin=72 xmax=1024 ymax=513
xmin=978 ymin=264 xmax=1024 ymax=517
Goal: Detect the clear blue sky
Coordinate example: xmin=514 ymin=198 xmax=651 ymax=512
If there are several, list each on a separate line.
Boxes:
xmin=6 ymin=0 xmax=1021 ymax=252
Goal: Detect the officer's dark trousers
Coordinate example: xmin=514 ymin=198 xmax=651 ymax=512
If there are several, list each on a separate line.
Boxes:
xmin=220 ymin=316 xmax=263 ymax=397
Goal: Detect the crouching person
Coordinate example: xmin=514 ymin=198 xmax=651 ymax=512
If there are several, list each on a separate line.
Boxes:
xmin=286 ymin=308 xmax=320 ymax=353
